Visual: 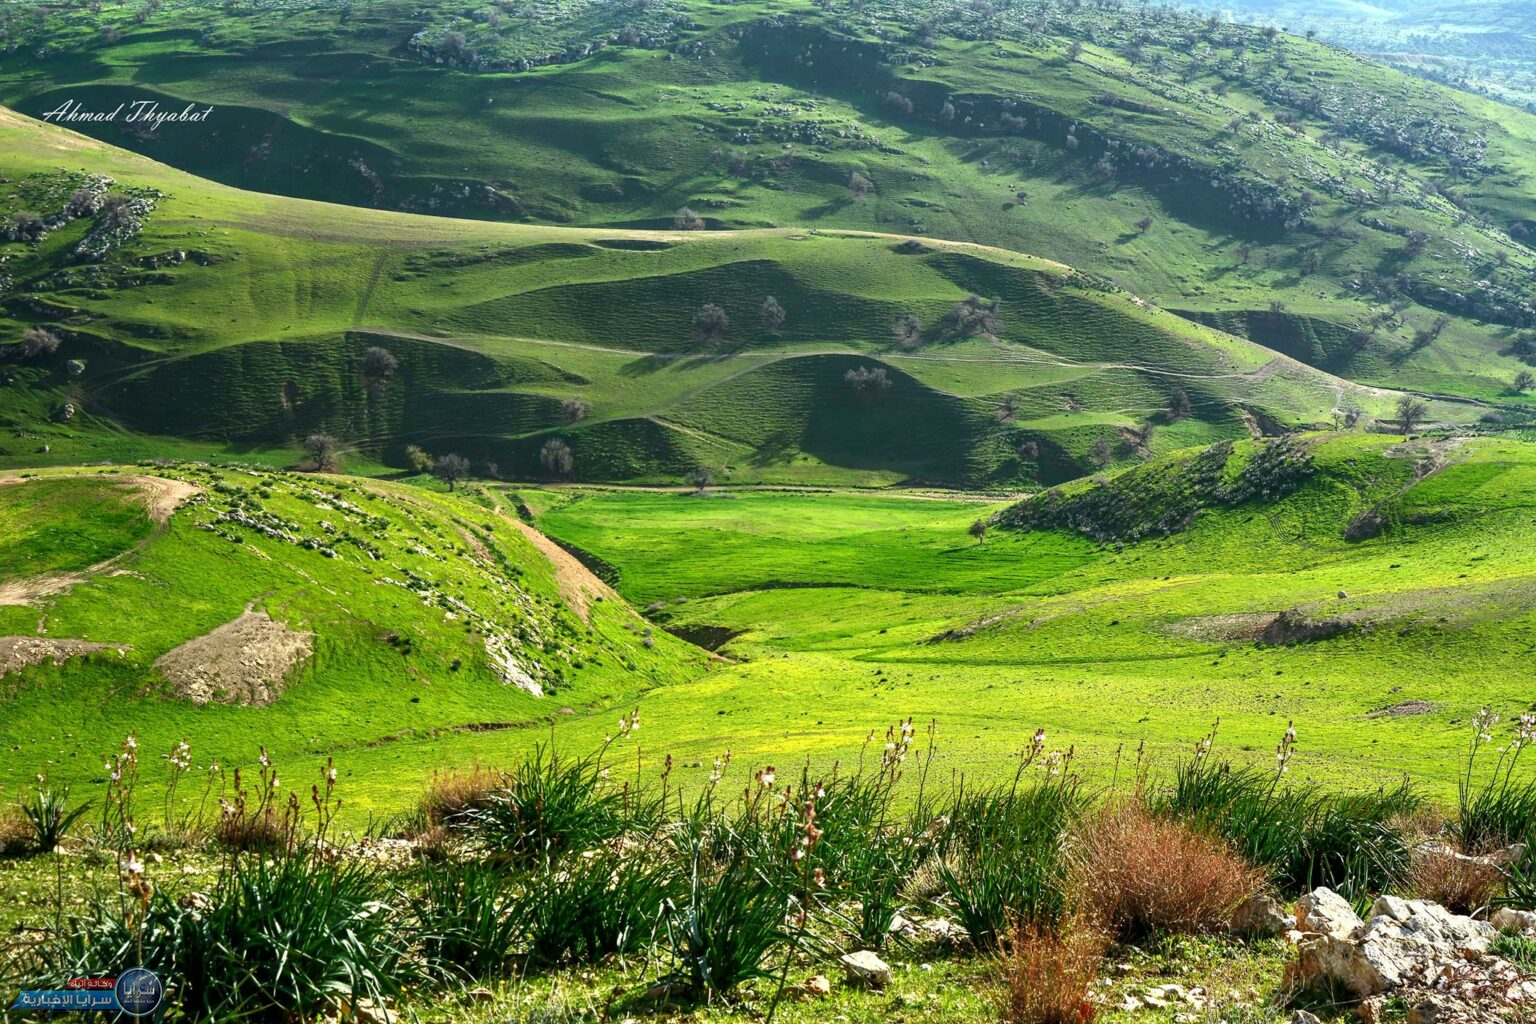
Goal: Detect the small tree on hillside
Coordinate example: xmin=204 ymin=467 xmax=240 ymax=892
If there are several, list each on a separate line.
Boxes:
xmin=968 ymin=519 xmax=989 ymax=545
xmin=360 ymin=346 xmax=398 ymax=397
xmin=844 ymin=366 xmax=893 ymax=396
xmin=760 ymin=296 xmax=786 ymax=335
xmin=303 ymin=433 xmax=341 ymax=473
xmin=404 ymin=444 xmax=434 ymax=474
xmin=693 ymin=303 xmax=729 ymax=345
xmin=540 ymin=438 xmax=574 ymax=478
xmin=1396 ymin=395 xmax=1428 ymax=434
xmin=561 ymin=397 xmax=590 ymax=423
xmin=1167 ymin=388 xmax=1191 ymax=422
xmin=1089 ymin=437 xmax=1112 ymax=468
xmin=1514 ymin=371 xmax=1535 ymax=395
xmin=674 ymin=207 xmax=706 ymax=231
xmin=1135 ymin=216 xmax=1154 ymax=234
xmin=892 ymin=314 xmax=923 ymax=350
xmin=944 ymin=295 xmax=1001 ymax=339
xmin=686 ymin=466 xmax=713 ymax=492
xmin=19 ymin=327 xmax=60 ymax=359
xmin=849 ymin=172 xmax=874 ymax=201
xmin=434 ymin=453 xmax=471 ymax=491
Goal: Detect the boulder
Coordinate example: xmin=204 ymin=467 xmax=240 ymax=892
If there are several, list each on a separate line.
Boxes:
xmin=839 ymin=950 xmax=892 ymax=989
xmin=804 ymin=975 xmax=831 ymax=997
xmin=1231 ymin=894 xmax=1292 ymax=937
xmin=1291 ymin=1012 xmax=1323 ymax=1024
xmin=1296 ymin=887 xmax=1364 ymax=939
xmin=1491 ymin=907 xmax=1536 ymax=934
xmin=1291 ymin=895 xmax=1497 ymax=997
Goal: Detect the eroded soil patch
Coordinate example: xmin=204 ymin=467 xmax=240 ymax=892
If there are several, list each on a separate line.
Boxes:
xmin=154 ymin=609 xmax=312 ymax=706
xmin=0 ymin=636 xmax=127 ymax=676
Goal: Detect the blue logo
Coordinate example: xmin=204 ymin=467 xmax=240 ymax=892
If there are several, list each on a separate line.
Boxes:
xmin=114 ymin=968 xmax=163 ymax=1017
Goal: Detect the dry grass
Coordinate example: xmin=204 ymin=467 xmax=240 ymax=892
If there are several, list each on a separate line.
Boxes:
xmin=420 ymin=765 xmax=502 ymax=828
xmin=1075 ymin=802 xmax=1263 ymax=940
xmin=0 ymin=808 xmax=33 ymax=855
xmin=1405 ymin=846 xmax=1505 ymax=916
xmin=998 ymin=918 xmax=1107 ymax=1024
xmin=214 ymin=808 xmax=295 ymax=853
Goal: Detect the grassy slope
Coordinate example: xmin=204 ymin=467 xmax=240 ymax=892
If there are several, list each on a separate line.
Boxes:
xmin=0 ymin=105 xmax=1435 ymax=487
xmin=0 ymin=0 xmax=1532 ymax=405
xmin=0 ymin=465 xmax=707 ymax=819
xmin=515 ymin=432 xmax=1536 ymax=800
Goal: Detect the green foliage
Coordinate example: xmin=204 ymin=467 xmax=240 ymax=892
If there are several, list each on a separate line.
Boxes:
xmin=515 ymin=849 xmax=679 ymax=967
xmin=661 ymin=843 xmax=787 ymax=999
xmin=408 ymin=859 xmax=521 ymax=980
xmin=466 ymin=744 xmax=631 ymax=865
xmin=18 ymin=778 xmax=90 ymax=853
xmin=1455 ymin=710 xmax=1536 ymax=853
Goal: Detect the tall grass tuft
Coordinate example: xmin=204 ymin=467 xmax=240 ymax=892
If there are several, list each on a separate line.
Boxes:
xmin=1455 ymin=709 xmax=1536 ymax=853
xmin=997 ymin=917 xmax=1108 ymax=1024
xmin=409 ymin=858 xmax=521 ymax=980
xmin=467 ymin=743 xmax=629 ymax=864
xmin=937 ymin=774 xmax=1084 ymax=949
xmin=34 ymin=851 xmax=412 ymax=1021
xmin=20 ymin=777 xmax=90 ymax=853
xmin=421 ymin=764 xmax=502 ymax=828
xmin=516 ymin=848 xmax=678 ymax=968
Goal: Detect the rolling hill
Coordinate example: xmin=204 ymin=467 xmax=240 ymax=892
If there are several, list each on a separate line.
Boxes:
xmin=1 ymin=0 xmax=1533 ymax=411
xmin=0 ymin=103 xmax=1455 ymax=488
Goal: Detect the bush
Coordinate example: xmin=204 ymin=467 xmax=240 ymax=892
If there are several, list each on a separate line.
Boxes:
xmin=938 ymin=781 xmax=1084 ymax=949
xmin=998 ymin=918 xmax=1108 ymax=1024
xmin=19 ymin=778 xmax=91 ymax=853
xmin=422 ymin=765 xmax=502 ymax=828
xmin=34 ymin=852 xmax=412 ymax=1020
xmin=661 ymin=845 xmax=786 ymax=999
xmin=1075 ymin=803 xmax=1262 ymax=940
xmin=1404 ymin=845 xmax=1504 ymax=916
xmin=409 ymin=858 xmax=520 ymax=979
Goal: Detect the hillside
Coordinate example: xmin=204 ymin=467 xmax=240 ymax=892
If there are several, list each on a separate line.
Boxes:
xmin=1 ymin=0 xmax=1533 ymax=408
xmin=0 ymin=104 xmax=1451 ymax=487
xmin=0 ymin=464 xmax=706 ymax=813
xmin=514 ymin=431 xmax=1536 ymax=793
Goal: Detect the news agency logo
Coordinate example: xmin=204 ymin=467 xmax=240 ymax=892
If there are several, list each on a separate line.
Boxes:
xmin=8 ymin=968 xmax=162 ymax=1016
xmin=116 ymin=968 xmax=164 ymax=1017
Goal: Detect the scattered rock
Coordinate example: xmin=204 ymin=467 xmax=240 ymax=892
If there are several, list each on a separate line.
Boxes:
xmin=918 ymin=916 xmax=969 ymax=945
xmin=804 ymin=975 xmax=831 ymax=997
xmin=0 ymin=636 xmax=127 ymax=677
xmin=839 ymin=950 xmax=892 ymax=989
xmin=1231 ymin=894 xmax=1292 ymax=937
xmin=1291 ymin=1011 xmax=1324 ymax=1024
xmin=1491 ymin=907 xmax=1536 ymax=933
xmin=154 ymin=608 xmax=313 ymax=706
xmin=1296 ymin=886 xmax=1364 ymax=939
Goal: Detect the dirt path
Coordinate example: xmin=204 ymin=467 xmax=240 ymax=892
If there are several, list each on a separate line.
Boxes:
xmin=0 ymin=474 xmax=200 ymax=606
xmin=502 ymin=515 xmax=616 ymax=624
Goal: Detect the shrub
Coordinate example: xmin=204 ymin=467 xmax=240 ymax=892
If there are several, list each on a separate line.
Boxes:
xmin=20 ymin=326 xmax=61 ymax=359
xmin=33 ymin=852 xmax=412 ymax=1020
xmin=540 ymin=438 xmax=575 ymax=478
xmin=0 ymin=807 xmax=32 ymax=855
xmin=938 ymin=780 xmax=1084 ymax=949
xmin=466 ymin=745 xmax=628 ymax=864
xmin=1455 ymin=710 xmax=1536 ymax=853
xmin=409 ymin=858 xmax=520 ymax=979
xmin=302 ymin=433 xmax=341 ymax=473
xmin=20 ymin=778 xmax=91 ymax=853
xmin=1404 ymin=845 xmax=1504 ymax=916
xmin=516 ymin=848 xmax=678 ymax=967
xmin=661 ymin=844 xmax=786 ymax=999
xmin=1075 ymin=803 xmax=1262 ymax=940
xmin=998 ymin=918 xmax=1108 ymax=1024
xmin=422 ymin=765 xmax=502 ymax=828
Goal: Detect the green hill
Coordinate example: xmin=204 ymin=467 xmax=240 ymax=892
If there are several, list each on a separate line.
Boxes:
xmin=0 ymin=104 xmax=1452 ymax=487
xmin=1 ymin=0 xmax=1533 ymax=408
xmin=0 ymin=464 xmax=705 ymax=814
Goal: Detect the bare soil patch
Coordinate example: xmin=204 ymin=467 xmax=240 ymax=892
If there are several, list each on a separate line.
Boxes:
xmin=502 ymin=516 xmax=617 ymax=623
xmin=154 ymin=609 xmax=313 ymax=706
xmin=0 ymin=636 xmax=127 ymax=677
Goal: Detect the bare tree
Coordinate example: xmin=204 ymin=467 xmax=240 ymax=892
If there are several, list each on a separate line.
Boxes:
xmin=1515 ymin=371 xmax=1536 ymax=395
xmin=760 ymin=296 xmax=786 ymax=334
xmin=1167 ymin=388 xmax=1191 ymax=422
xmin=561 ymin=397 xmax=590 ymax=423
xmin=844 ymin=366 xmax=893 ymax=395
xmin=1089 ymin=437 xmax=1111 ymax=467
xmin=693 ymin=303 xmax=729 ymax=345
xmin=943 ymin=295 xmax=1001 ymax=338
xmin=686 ymin=466 xmax=713 ymax=492
xmin=892 ymin=314 xmax=923 ymax=350
xmin=1396 ymin=395 xmax=1428 ymax=433
xmin=848 ymin=172 xmax=873 ymax=201
xmin=674 ymin=207 xmax=706 ymax=231
xmin=434 ymin=453 xmax=471 ymax=491
xmin=540 ymin=438 xmax=574 ymax=478
xmin=404 ymin=444 xmax=434 ymax=474
xmin=303 ymin=433 xmax=341 ymax=473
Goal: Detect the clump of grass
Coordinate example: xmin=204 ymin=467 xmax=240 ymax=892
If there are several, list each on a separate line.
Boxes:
xmin=517 ymin=847 xmax=678 ymax=968
xmin=0 ymin=806 xmax=32 ymax=855
xmin=467 ymin=741 xmax=630 ymax=864
xmin=19 ymin=776 xmax=90 ymax=854
xmin=1455 ymin=709 xmax=1536 ymax=854
xmin=938 ymin=747 xmax=1085 ymax=949
xmin=35 ymin=851 xmax=413 ymax=1021
xmin=997 ymin=917 xmax=1107 ymax=1024
xmin=1075 ymin=801 xmax=1263 ymax=940
xmin=409 ymin=858 xmax=521 ymax=980
xmin=1155 ymin=724 xmax=1419 ymax=899
xmin=660 ymin=842 xmax=786 ymax=1001
xmin=421 ymin=764 xmax=502 ymax=828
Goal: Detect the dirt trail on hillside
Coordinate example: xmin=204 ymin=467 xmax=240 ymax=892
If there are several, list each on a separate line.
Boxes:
xmin=0 ymin=636 xmax=128 ymax=677
xmin=0 ymin=474 xmax=201 ymax=606
xmin=502 ymin=515 xmax=616 ymax=624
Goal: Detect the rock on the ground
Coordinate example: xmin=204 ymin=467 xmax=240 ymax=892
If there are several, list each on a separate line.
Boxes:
xmin=804 ymin=975 xmax=831 ymax=997
xmin=1291 ymin=1011 xmax=1323 ymax=1024
xmin=839 ymin=950 xmax=892 ymax=989
xmin=1290 ymin=892 xmax=1497 ymax=998
xmin=1491 ymin=907 xmax=1536 ymax=934
xmin=1296 ymin=886 xmax=1365 ymax=939
xmin=1232 ymin=894 xmax=1292 ymax=937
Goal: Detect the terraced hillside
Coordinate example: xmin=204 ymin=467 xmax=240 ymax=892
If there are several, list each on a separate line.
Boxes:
xmin=518 ymin=432 xmax=1536 ymax=795
xmin=0 ymin=465 xmax=705 ymax=814
xmin=1 ymin=0 xmax=1533 ymax=406
xmin=0 ymin=105 xmax=1445 ymax=487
